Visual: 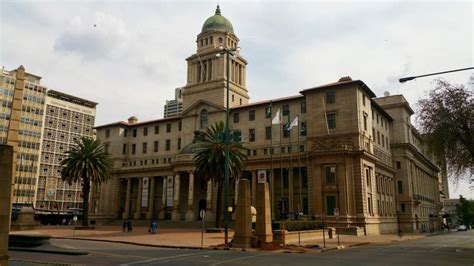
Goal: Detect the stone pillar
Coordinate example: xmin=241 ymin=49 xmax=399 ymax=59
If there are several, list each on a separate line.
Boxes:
xmin=134 ymin=177 xmax=142 ymax=219
xmin=233 ymin=179 xmax=252 ymax=248
xmin=122 ymin=178 xmax=132 ymax=219
xmin=256 ymin=182 xmax=273 ymax=245
xmin=146 ymin=177 xmax=156 ymax=219
xmin=185 ymin=172 xmax=195 ymax=221
xmin=171 ymin=173 xmax=181 ymax=221
xmin=205 ymin=179 xmax=215 ymax=222
xmin=251 ymin=171 xmax=257 ymax=206
xmin=270 ymin=168 xmax=276 ymax=220
xmin=159 ymin=177 xmax=167 ymax=219
xmin=0 ymin=145 xmax=14 ymax=265
xmin=289 ymin=168 xmax=294 ymax=214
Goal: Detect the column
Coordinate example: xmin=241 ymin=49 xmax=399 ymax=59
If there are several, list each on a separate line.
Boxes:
xmin=270 ymin=168 xmax=275 ymax=220
xmin=235 ymin=178 xmax=240 ymax=205
xmin=146 ymin=177 xmax=156 ymax=219
xmin=185 ymin=172 xmax=195 ymax=221
xmin=158 ymin=177 xmax=166 ymax=220
xmin=251 ymin=171 xmax=257 ymax=206
xmin=122 ymin=178 xmax=132 ymax=219
xmin=134 ymin=177 xmax=142 ymax=219
xmin=289 ymin=168 xmax=294 ymax=215
xmin=171 ymin=173 xmax=181 ymax=221
xmin=205 ymin=179 xmax=215 ymax=222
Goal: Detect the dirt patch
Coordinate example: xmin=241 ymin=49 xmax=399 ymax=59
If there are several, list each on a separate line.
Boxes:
xmin=258 ymin=242 xmax=284 ymax=251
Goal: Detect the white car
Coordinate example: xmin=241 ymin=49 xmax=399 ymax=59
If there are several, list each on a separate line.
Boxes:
xmin=457 ymin=225 xmax=467 ymax=231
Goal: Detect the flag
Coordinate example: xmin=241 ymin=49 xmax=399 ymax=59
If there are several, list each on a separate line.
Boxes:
xmin=289 ymin=116 xmax=298 ymax=130
xmin=272 ymin=108 xmax=281 ymax=125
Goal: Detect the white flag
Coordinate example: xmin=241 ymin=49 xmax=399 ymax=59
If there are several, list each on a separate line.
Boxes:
xmin=289 ymin=116 xmax=298 ymax=130
xmin=272 ymin=109 xmax=281 ymax=125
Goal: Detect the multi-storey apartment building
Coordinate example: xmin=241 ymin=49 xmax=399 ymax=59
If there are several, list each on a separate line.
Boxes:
xmin=163 ymin=87 xmax=184 ymax=118
xmin=35 ymin=90 xmax=97 ymax=211
xmin=92 ymin=5 xmax=442 ymax=234
xmin=0 ymin=66 xmax=97 ymax=211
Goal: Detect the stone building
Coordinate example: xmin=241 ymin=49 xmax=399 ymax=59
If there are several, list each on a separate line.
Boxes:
xmin=0 ymin=66 xmax=97 ymax=211
xmin=92 ymin=5 xmax=442 ymax=234
xmin=163 ymin=87 xmax=184 ymax=118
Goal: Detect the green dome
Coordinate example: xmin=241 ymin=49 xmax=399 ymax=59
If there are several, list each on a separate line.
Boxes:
xmin=201 ymin=5 xmax=234 ymax=34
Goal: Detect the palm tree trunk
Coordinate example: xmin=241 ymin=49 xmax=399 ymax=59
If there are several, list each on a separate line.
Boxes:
xmin=215 ymin=180 xmax=224 ymax=228
xmin=82 ymin=177 xmax=90 ymax=227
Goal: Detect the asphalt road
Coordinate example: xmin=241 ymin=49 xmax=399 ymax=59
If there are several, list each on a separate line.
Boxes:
xmin=9 ymin=230 xmax=474 ymax=266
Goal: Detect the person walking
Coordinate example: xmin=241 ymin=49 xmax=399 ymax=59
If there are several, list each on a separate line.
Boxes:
xmin=151 ymin=220 xmax=157 ymax=234
xmin=127 ymin=220 xmax=132 ymax=232
xmin=122 ymin=221 xmax=127 ymax=232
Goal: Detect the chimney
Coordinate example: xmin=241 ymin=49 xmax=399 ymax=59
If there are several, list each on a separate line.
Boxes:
xmin=128 ymin=116 xmax=138 ymax=124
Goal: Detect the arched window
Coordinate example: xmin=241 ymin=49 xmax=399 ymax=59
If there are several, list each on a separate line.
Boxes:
xmin=200 ymin=109 xmax=208 ymax=128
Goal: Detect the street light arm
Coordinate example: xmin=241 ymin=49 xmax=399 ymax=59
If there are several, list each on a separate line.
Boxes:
xmin=399 ymin=67 xmax=474 ymax=83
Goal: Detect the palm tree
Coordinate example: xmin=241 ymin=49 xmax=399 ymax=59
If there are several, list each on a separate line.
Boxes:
xmin=61 ymin=137 xmax=112 ymax=226
xmin=193 ymin=121 xmax=247 ymax=228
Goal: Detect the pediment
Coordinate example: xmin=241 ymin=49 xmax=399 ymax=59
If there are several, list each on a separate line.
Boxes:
xmin=181 ymin=99 xmax=226 ymax=116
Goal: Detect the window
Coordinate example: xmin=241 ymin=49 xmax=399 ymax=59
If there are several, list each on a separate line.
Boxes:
xmin=249 ymin=129 xmax=255 ymax=142
xmin=122 ymin=144 xmax=127 ymax=155
xmin=143 ymin=127 xmax=148 ymax=136
xmin=124 ymin=129 xmax=128 ymax=137
xmin=325 ymin=166 xmax=336 ymax=185
xmin=132 ymin=129 xmax=137 ymax=138
xmin=362 ymin=95 xmax=366 ymax=106
xmin=368 ymin=196 xmax=373 ymax=215
xmin=396 ymin=161 xmax=401 ymax=169
xmin=282 ymin=104 xmax=290 ymax=116
xmin=397 ymin=181 xmax=403 ymax=194
xmin=283 ymin=124 xmax=290 ymax=138
xmin=300 ymin=122 xmax=307 ymax=137
xmin=166 ymin=140 xmax=171 ymax=151
xmin=366 ymin=168 xmax=371 ymax=187
xmin=154 ymin=141 xmax=159 ymax=152
xmin=131 ymin=144 xmax=136 ymax=155
xmin=326 ymin=113 xmax=336 ymax=129
xmin=265 ymin=106 xmax=272 ymax=118
xmin=200 ymin=110 xmax=208 ymax=128
xmin=142 ymin=142 xmax=147 ymax=154
xmin=386 ymin=137 xmax=389 ymax=149
xmin=252 ymin=149 xmax=257 ymax=156
xmin=179 ymin=121 xmax=182 ymax=131
xmin=326 ymin=196 xmax=336 ymax=215
xmin=400 ymin=203 xmax=406 ymax=213
xmin=154 ymin=125 xmax=159 ymax=134
xmin=105 ymin=129 xmax=110 ymax=138
xmin=104 ymin=144 xmax=109 ymax=154
xmin=178 ymin=138 xmax=181 ymax=150
xmin=249 ymin=110 xmax=255 ymax=121
xmin=363 ymin=112 xmax=368 ymax=131
xmin=166 ymin=123 xmax=172 ymax=133
xmin=300 ymin=101 xmax=306 ymax=113
xmin=233 ymin=112 xmax=239 ymax=123
xmin=265 ymin=126 xmax=272 ymax=140
xmin=377 ymin=131 xmax=380 ymax=144
xmin=381 ymin=134 xmax=385 ymax=147
xmin=326 ymin=91 xmax=336 ymax=104
xmin=232 ymin=94 xmax=234 ymax=102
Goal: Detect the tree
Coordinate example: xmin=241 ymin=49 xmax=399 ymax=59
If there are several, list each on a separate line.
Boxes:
xmin=193 ymin=121 xmax=247 ymax=228
xmin=61 ymin=137 xmax=112 ymax=226
xmin=456 ymin=195 xmax=474 ymax=226
xmin=417 ymin=79 xmax=473 ymax=181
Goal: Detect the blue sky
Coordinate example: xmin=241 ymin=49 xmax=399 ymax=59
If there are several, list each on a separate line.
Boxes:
xmin=1 ymin=0 xmax=472 ymax=198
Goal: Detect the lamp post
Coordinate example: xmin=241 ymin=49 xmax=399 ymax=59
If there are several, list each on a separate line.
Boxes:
xmin=216 ymin=45 xmax=240 ymax=247
xmin=399 ymin=67 xmax=473 ymax=83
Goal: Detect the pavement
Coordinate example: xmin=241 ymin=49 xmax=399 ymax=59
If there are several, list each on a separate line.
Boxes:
xmin=8 ymin=230 xmax=474 ymax=265
xmin=10 ymin=225 xmax=432 ymax=250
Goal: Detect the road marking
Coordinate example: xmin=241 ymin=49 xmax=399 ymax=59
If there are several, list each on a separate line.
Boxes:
xmin=209 ymin=252 xmax=274 ymax=266
xmin=123 ymin=250 xmax=221 ymax=265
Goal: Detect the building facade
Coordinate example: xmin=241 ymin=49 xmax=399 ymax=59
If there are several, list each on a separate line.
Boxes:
xmin=163 ymin=87 xmax=184 ymax=118
xmin=93 ymin=6 xmax=442 ymax=234
xmin=0 ymin=66 xmax=97 ymax=211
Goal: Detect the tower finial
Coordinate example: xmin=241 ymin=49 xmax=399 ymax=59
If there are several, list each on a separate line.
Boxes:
xmin=215 ymin=4 xmax=221 ymax=15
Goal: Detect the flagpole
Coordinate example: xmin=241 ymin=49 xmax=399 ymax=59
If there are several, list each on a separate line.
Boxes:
xmin=298 ymin=116 xmax=302 ymax=215
xmin=279 ymin=105 xmax=284 ymax=219
xmin=269 ymin=101 xmax=274 ymax=220
xmin=305 ymin=126 xmax=309 ymax=215
xmin=288 ymin=113 xmax=293 ymax=218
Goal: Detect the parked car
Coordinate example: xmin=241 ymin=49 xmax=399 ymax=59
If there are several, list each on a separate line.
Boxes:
xmin=457 ymin=225 xmax=468 ymax=231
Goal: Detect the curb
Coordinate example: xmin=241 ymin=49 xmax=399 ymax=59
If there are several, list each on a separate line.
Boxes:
xmin=10 ymin=258 xmax=76 ymax=266
xmin=9 ymin=246 xmax=88 ymax=256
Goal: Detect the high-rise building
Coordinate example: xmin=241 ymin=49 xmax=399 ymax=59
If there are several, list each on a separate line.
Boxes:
xmin=163 ymin=87 xmax=184 ymax=118
xmin=0 ymin=66 xmax=97 ymax=211
xmin=35 ymin=90 xmax=97 ymax=211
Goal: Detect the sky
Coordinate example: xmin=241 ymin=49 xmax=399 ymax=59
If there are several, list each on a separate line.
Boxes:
xmin=1 ymin=0 xmax=472 ymax=198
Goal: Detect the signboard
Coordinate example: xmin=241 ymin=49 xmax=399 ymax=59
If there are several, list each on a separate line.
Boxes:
xmin=334 ymin=208 xmax=340 ymax=217
xmin=166 ymin=176 xmax=174 ymax=208
xmin=45 ymin=177 xmax=58 ymax=201
xmin=141 ymin=177 xmax=149 ymax=212
xmin=200 ymin=209 xmax=206 ymax=219
xmin=257 ymin=169 xmax=267 ymax=183
xmin=73 ymin=215 xmax=78 ymax=222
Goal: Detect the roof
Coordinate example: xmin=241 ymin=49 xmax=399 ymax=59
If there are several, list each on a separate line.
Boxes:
xmin=300 ymin=79 xmax=376 ymax=98
xmin=201 ymin=5 xmax=234 ymax=34
xmin=371 ymin=99 xmax=393 ymax=121
xmin=47 ymin=90 xmax=97 ymax=108
xmin=95 ymin=116 xmax=180 ymax=130
xmin=231 ymin=95 xmax=304 ymax=110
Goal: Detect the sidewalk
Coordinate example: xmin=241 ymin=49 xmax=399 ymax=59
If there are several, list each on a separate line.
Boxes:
xmin=10 ymin=225 xmax=233 ymax=249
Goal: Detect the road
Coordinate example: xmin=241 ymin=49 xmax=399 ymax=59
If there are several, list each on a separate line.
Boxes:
xmin=9 ymin=230 xmax=474 ymax=265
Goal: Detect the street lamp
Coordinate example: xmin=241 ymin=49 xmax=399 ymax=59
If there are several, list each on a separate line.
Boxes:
xmin=399 ymin=67 xmax=473 ymax=83
xmin=216 ymin=44 xmax=240 ymax=247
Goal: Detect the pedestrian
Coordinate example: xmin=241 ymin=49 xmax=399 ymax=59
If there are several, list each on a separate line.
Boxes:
xmin=152 ymin=220 xmax=157 ymax=234
xmin=122 ymin=221 xmax=127 ymax=232
xmin=148 ymin=220 xmax=153 ymax=233
xmin=127 ymin=220 xmax=132 ymax=232
xmin=62 ymin=218 xmax=67 ymax=225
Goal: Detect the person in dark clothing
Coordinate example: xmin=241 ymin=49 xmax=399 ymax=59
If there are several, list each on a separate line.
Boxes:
xmin=127 ymin=221 xmax=132 ymax=232
xmin=122 ymin=221 xmax=127 ymax=232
